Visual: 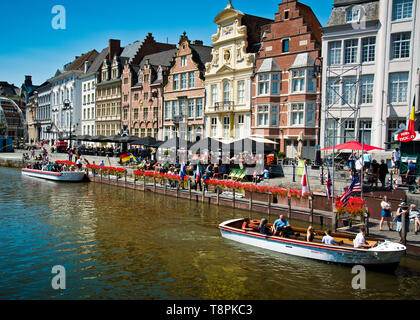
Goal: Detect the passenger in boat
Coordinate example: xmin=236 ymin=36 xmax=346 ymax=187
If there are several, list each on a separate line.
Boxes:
xmin=258 ymin=218 xmax=270 ymax=235
xmin=306 ymin=226 xmax=317 ymax=242
xmin=76 ymin=158 xmax=83 ymax=170
xmin=353 ymin=226 xmax=374 ymax=248
xmin=379 ymin=196 xmax=392 ymax=231
xmin=242 ymin=218 xmax=256 ymax=232
xmin=321 ymin=229 xmax=335 ymax=245
xmin=272 ymin=215 xmax=292 ymax=237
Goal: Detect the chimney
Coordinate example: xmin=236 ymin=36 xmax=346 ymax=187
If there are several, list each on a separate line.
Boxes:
xmin=108 ymin=39 xmax=121 ymax=60
xmin=84 ymin=61 xmax=90 ymax=73
xmin=24 ymin=75 xmax=32 ymax=86
xmin=193 ymin=40 xmax=203 ymax=46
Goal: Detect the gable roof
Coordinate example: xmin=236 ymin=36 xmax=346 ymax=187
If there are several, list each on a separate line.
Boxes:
xmin=257 ymin=58 xmax=281 ymax=73
xmin=139 ymin=49 xmax=178 ymax=68
xmin=64 ymin=50 xmax=99 ymax=72
xmin=86 ymin=48 xmax=108 ymax=74
xmin=289 ymin=53 xmax=315 ymax=69
xmin=190 ymin=44 xmax=213 ymax=65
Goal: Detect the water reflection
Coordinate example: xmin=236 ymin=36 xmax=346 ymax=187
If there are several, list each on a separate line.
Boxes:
xmin=1 ymin=167 xmax=420 ymax=299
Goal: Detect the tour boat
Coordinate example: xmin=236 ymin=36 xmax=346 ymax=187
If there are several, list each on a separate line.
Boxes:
xmin=219 ymin=218 xmax=406 ymax=270
xmin=21 ymin=168 xmax=86 ymax=182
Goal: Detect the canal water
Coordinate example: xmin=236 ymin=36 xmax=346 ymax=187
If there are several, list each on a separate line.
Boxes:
xmin=1 ymin=167 xmax=420 ymax=300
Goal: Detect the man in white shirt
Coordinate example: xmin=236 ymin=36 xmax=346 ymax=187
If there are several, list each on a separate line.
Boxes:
xmin=409 ymin=204 xmax=420 ymax=235
xmin=322 ymin=229 xmax=335 ymax=245
xmin=353 ymin=226 xmax=373 ymax=248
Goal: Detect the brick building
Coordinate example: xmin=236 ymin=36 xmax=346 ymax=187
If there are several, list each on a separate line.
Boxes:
xmin=162 ymin=33 xmax=212 ymax=142
xmin=252 ymin=0 xmax=322 ymax=160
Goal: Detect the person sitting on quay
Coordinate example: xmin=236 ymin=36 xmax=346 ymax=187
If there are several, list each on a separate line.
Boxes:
xmin=306 ymin=226 xmax=317 ymax=242
xmin=396 ymin=202 xmax=410 ymax=243
xmin=353 ymin=226 xmax=374 ymax=248
xmin=409 ymin=204 xmax=420 ymax=235
xmin=272 ymin=215 xmax=292 ymax=237
xmin=322 ymin=229 xmax=335 ymax=245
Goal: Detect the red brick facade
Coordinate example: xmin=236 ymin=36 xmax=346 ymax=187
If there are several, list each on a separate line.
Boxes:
xmin=252 ymin=0 xmax=322 ymax=160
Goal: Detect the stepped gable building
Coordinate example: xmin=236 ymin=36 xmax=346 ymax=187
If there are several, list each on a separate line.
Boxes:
xmin=162 ymin=33 xmax=213 ymax=142
xmin=49 ymin=49 xmax=99 ymax=144
xmin=121 ymin=34 xmax=177 ymax=137
xmin=204 ymin=2 xmax=273 ymax=143
xmin=124 ymin=48 xmax=177 ymax=139
xmin=252 ymin=0 xmax=322 ymax=160
xmin=320 ymin=0 xmax=419 ymax=150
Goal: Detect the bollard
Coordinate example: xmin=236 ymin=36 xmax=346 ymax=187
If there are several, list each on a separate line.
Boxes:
xmin=390 ymin=170 xmax=393 ymax=190
xmin=232 ymin=188 xmax=236 ymax=209
xmin=402 ymin=211 xmax=407 ymax=245
xmin=143 ymin=175 xmax=146 ymax=188
xmin=249 ymin=192 xmax=253 ymax=211
xmin=165 ymin=178 xmax=168 ymax=195
xmin=124 ymin=171 xmax=127 ymax=187
xmin=267 ymin=193 xmax=271 ymax=215
xmin=321 ymin=166 xmax=324 ymax=185
xmin=154 ymin=178 xmax=156 ymax=192
xmin=189 ymin=179 xmax=191 ymax=200
xmin=287 ymin=197 xmax=291 ymax=219
xmin=332 ymin=211 xmax=337 ymax=233
xmin=292 ymin=162 xmax=296 ymax=182
xmin=100 ymin=170 xmax=103 ymax=181
xmin=202 ymin=187 xmax=205 ymax=203
xmin=217 ymin=188 xmax=220 ymax=206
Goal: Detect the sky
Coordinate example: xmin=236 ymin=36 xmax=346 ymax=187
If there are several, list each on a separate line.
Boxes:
xmin=0 ymin=0 xmax=334 ymax=87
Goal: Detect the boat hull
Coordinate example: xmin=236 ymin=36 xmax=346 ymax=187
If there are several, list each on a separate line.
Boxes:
xmin=21 ymin=169 xmax=86 ymax=182
xmin=219 ymin=219 xmax=406 ymax=268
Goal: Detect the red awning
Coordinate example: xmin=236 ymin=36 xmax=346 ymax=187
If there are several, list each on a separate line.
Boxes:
xmin=320 ymin=141 xmax=385 ymax=151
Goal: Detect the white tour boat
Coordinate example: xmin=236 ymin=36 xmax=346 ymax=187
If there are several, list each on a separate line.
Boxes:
xmin=21 ymin=168 xmax=86 ymax=182
xmin=219 ymin=218 xmax=406 ymax=270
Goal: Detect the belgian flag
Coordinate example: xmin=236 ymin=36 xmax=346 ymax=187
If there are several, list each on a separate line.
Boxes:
xmin=407 ymin=96 xmax=416 ymax=135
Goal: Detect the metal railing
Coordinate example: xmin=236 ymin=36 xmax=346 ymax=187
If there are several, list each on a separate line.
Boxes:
xmin=214 ymin=101 xmax=233 ymax=111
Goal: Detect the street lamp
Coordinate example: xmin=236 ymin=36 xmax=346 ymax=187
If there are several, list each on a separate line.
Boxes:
xmin=313 ymin=56 xmax=323 ymax=166
xmin=63 ymin=99 xmax=73 ymax=149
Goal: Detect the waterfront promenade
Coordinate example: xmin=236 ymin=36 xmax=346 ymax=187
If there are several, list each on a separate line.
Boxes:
xmin=2 ymin=149 xmax=420 ymax=257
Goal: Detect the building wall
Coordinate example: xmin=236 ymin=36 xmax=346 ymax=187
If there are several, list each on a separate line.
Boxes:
xmin=81 ymin=74 xmax=96 ymax=137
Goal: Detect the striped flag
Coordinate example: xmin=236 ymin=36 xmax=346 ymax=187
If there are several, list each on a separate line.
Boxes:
xmin=196 ymin=162 xmax=201 ymax=183
xmin=301 ymin=165 xmax=309 ymax=195
xmin=326 ymin=167 xmax=332 ymax=199
xmin=407 ymin=96 xmax=416 ymax=135
xmin=340 ymin=174 xmax=362 ymax=206
xmin=180 ymin=161 xmax=186 ymax=181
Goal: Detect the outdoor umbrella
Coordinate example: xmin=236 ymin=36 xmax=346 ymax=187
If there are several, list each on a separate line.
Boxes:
xmin=320 ymin=141 xmax=385 ymax=151
xmin=75 ymin=135 xmax=91 ymax=141
xmin=119 ymin=135 xmax=140 ymax=143
xmin=89 ymin=135 xmax=107 ymax=142
xmin=229 ymin=137 xmax=275 ymax=155
xmin=130 ymin=136 xmax=160 ymax=146
xmin=106 ymin=135 xmax=124 ymax=143
xmin=189 ymin=137 xmax=226 ymax=153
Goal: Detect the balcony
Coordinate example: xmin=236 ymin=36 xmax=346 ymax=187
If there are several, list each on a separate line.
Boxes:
xmin=214 ymin=101 xmax=233 ymax=112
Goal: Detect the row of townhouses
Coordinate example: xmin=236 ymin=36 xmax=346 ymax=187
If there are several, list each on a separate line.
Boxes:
xmin=3 ymin=0 xmax=419 ymax=160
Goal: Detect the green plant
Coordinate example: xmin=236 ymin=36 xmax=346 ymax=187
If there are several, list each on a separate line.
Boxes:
xmin=277 ymin=152 xmax=286 ymax=159
xmin=164 ymin=150 xmax=169 ymax=156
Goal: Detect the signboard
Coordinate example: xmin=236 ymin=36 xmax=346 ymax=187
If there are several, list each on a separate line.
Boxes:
xmin=397 ymin=130 xmax=416 ymax=143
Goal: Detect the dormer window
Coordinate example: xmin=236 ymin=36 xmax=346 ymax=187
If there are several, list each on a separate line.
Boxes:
xmin=346 ymin=6 xmax=360 ymax=23
xmin=284 ymin=10 xmax=290 ymax=20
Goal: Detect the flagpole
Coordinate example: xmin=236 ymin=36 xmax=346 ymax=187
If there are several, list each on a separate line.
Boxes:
xmin=332 ymin=121 xmax=336 ymax=232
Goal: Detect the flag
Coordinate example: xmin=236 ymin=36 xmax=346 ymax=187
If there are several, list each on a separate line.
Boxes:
xmin=129 ymin=153 xmax=137 ymax=163
xmin=326 ymin=167 xmax=332 ymax=200
xmin=120 ymin=153 xmax=130 ymax=163
xmin=180 ymin=161 xmax=186 ymax=181
xmin=339 ymin=174 xmax=362 ymax=206
xmin=301 ymin=164 xmax=309 ymax=195
xmin=196 ymin=162 xmax=201 ymax=183
xmin=407 ymin=96 xmax=416 ymax=135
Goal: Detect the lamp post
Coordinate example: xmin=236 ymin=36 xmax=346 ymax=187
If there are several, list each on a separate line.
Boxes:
xmin=313 ymin=57 xmax=323 ymax=166
xmin=63 ymin=99 xmax=73 ymax=149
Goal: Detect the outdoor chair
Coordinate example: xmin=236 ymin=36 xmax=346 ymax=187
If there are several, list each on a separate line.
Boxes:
xmin=228 ymin=169 xmax=239 ymax=180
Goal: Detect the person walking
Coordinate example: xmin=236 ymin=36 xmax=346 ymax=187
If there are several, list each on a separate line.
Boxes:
xmin=378 ymin=159 xmax=389 ymax=189
xmin=379 ymin=196 xmax=392 ymax=231
xmin=406 ymin=161 xmax=417 ymax=193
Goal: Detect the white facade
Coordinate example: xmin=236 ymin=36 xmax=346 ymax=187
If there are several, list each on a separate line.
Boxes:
xmin=36 ymin=85 xmax=53 ymax=143
xmin=321 ymin=0 xmax=420 ymax=150
xmin=81 ymin=74 xmax=96 ymax=137
xmin=50 ymin=71 xmax=83 ymax=143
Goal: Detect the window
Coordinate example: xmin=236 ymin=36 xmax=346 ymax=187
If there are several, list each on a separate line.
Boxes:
xmin=292 ymin=70 xmax=305 ymax=92
xmin=272 ymin=74 xmax=280 ymax=94
xmin=282 ymin=39 xmax=289 ymax=53
xmin=360 ymin=120 xmax=372 ymax=145
xmin=389 ymin=72 xmax=409 ymax=103
xmin=123 ymin=95 xmax=128 ymax=103
xmin=181 ymin=56 xmax=187 ymax=67
xmin=165 ymin=102 xmax=171 ymax=120
xmin=387 ymin=119 xmax=406 ymax=142
xmin=257 ymin=106 xmax=269 ymax=127
xmin=343 ymin=77 xmax=357 ymax=106
xmin=291 ymin=104 xmax=304 ymax=125
xmin=123 ymin=108 xmax=128 ymax=120
xmin=344 ymin=39 xmax=358 ymax=64
xmin=258 ymin=74 xmax=269 ymax=95
xmin=328 ymin=41 xmax=342 ymax=65
xmin=284 ymin=10 xmax=289 ymax=20
xmin=327 ymin=78 xmax=340 ymax=105
xmin=181 ymin=73 xmax=187 ymax=89
xmin=346 ymin=7 xmax=360 ymax=23
xmin=196 ymin=99 xmax=203 ymax=118
xmin=134 ymin=128 xmax=139 ymax=137
xmin=180 ymin=100 xmax=186 ymax=117
xmin=141 ymin=129 xmax=145 ymax=137
xmin=188 ymin=100 xmax=194 ymax=118
xmin=134 ymin=93 xmax=139 ymax=101
xmin=144 ymin=92 xmax=148 ymax=101
xmin=391 ymin=33 xmax=411 ymax=59
xmin=173 ymin=100 xmax=178 ymax=117
xmin=134 ymin=108 xmax=139 ymax=120
xmin=392 ymin=0 xmax=413 ymax=20
xmin=124 ymin=78 xmax=128 ymax=84
xmin=344 ymin=120 xmax=356 ymax=142
xmin=173 ymin=75 xmax=179 ymax=90
xmin=237 ymin=115 xmax=245 ymax=137
xmin=211 ymin=117 xmax=217 ymax=137
xmin=238 ymin=81 xmax=245 ymax=103
xmin=360 ymin=75 xmax=374 ymax=104
xmin=223 ymin=82 xmax=230 ymax=102
xmin=147 ymin=128 xmax=152 ymax=137
xmin=188 ymin=72 xmax=195 ymax=88
xmin=223 ymin=116 xmax=230 ymax=138
xmin=211 ymin=85 xmax=217 ymax=106
xmin=362 ymin=37 xmax=376 ymax=62
xmin=271 ymin=106 xmax=278 ymax=126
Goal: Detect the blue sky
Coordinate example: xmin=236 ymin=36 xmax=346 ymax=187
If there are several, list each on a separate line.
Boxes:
xmin=0 ymin=0 xmax=334 ymax=87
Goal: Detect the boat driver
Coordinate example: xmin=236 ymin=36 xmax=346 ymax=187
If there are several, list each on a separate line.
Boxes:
xmin=353 ymin=226 xmax=374 ymax=249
